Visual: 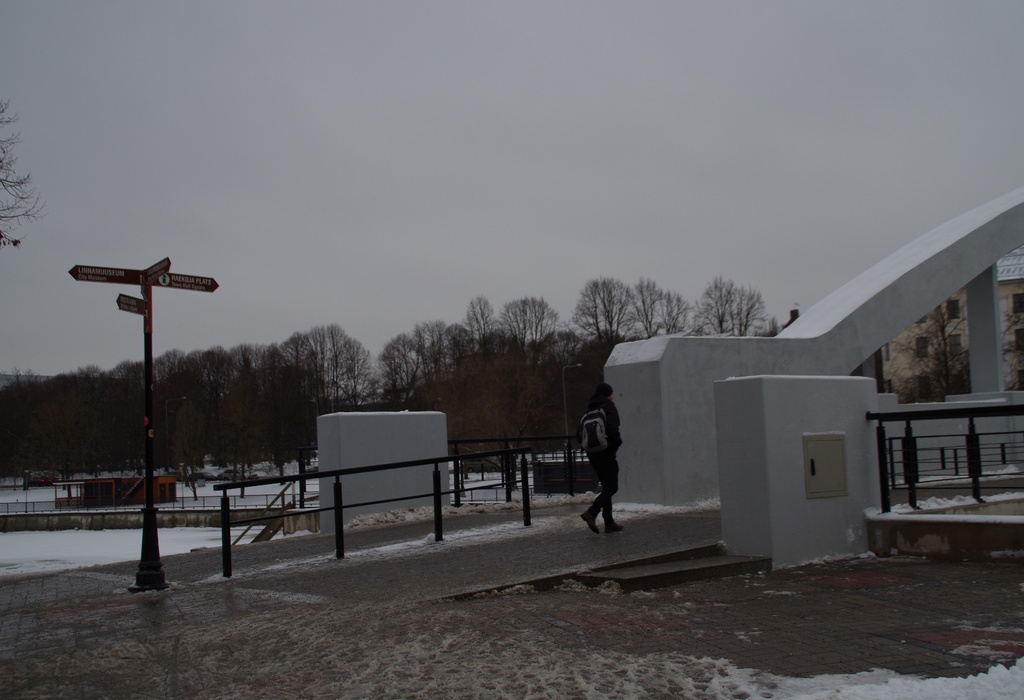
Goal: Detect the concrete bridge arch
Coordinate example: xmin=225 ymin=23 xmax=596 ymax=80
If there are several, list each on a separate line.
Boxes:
xmin=605 ymin=185 xmax=1024 ymax=505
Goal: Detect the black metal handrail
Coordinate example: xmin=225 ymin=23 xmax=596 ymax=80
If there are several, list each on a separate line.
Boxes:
xmin=449 ymin=435 xmax=588 ymax=499
xmin=867 ymin=403 xmax=1024 ymax=512
xmin=213 ymin=446 xmax=533 ymax=578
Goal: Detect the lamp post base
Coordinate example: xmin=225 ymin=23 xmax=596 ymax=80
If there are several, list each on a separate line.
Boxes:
xmin=129 ymin=506 xmax=169 ymax=592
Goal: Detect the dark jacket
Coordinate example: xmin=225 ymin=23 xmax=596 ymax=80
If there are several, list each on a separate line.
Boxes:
xmin=577 ymin=393 xmax=622 ymax=453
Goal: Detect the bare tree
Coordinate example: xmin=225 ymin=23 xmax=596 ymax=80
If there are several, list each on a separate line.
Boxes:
xmin=572 ymin=277 xmax=636 ymax=345
xmin=694 ymin=276 xmax=768 ymax=336
xmin=173 ymin=401 xmax=205 ymax=497
xmin=304 ymin=324 xmax=374 ymax=412
xmin=632 ymin=278 xmax=693 ymax=338
xmin=412 ymin=321 xmax=452 ymax=387
xmin=500 ymin=297 xmax=560 ymax=358
xmin=633 ymin=278 xmax=662 ymax=338
xmin=378 ymin=332 xmax=421 ymax=409
xmin=891 ymin=304 xmax=969 ymax=402
xmin=0 ymin=99 xmax=44 ymax=248
xmin=658 ymin=290 xmax=692 ymax=335
xmin=464 ymin=296 xmax=500 ymax=353
xmin=694 ymin=276 xmax=736 ymax=335
xmin=335 ymin=333 xmax=375 ymax=410
xmin=731 ymin=284 xmax=768 ymax=336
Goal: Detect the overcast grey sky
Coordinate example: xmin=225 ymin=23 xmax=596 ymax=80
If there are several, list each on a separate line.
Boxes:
xmin=3 ymin=1 xmax=1024 ymax=376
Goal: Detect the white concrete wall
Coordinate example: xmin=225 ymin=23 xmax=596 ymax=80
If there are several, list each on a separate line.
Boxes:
xmin=715 ymin=376 xmax=880 ymax=566
xmin=607 ymin=186 xmax=1024 ymax=506
xmin=317 ymin=412 xmax=448 ymax=529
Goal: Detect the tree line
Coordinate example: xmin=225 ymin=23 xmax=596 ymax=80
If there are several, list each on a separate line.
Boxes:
xmin=0 ymin=275 xmax=777 ymax=484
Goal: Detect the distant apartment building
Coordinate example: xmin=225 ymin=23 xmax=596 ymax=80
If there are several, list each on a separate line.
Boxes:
xmin=881 ymin=247 xmax=1024 ymax=402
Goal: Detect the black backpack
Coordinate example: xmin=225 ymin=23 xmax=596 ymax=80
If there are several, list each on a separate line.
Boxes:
xmin=577 ymin=408 xmax=608 ymax=453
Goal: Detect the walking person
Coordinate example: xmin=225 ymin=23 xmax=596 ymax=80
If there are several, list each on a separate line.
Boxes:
xmin=576 ymin=382 xmax=624 ymax=534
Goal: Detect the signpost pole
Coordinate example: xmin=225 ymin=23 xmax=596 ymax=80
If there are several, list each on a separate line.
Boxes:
xmin=130 ymin=282 xmax=167 ymax=592
xmin=71 ymin=257 xmax=217 ymax=593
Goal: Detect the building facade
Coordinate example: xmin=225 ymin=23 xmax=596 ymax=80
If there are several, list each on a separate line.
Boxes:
xmin=882 ymin=247 xmax=1024 ymax=402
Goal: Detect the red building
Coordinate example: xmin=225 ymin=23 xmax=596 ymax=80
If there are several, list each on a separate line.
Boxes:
xmin=55 ymin=476 xmax=177 ymax=508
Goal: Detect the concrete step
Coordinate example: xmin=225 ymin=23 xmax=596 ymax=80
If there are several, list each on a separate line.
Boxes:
xmin=575 ymin=553 xmax=772 ymax=592
xmin=455 ymin=544 xmax=773 ymax=598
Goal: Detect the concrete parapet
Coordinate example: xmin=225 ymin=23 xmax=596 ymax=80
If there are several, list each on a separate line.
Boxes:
xmin=867 ymin=501 xmax=1024 ymax=561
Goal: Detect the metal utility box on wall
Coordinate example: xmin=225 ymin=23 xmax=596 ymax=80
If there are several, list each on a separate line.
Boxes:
xmin=803 ymin=434 xmax=848 ymax=499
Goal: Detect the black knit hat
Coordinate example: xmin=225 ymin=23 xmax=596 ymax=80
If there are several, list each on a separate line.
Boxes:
xmin=596 ymin=382 xmax=613 ymax=397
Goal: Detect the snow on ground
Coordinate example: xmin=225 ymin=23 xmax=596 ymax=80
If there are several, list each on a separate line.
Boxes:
xmin=0 ymin=526 xmax=257 ymax=577
xmin=725 ymin=660 xmax=1024 ymax=699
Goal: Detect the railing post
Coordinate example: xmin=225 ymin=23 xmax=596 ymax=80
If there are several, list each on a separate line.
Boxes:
xmin=452 ymin=446 xmax=462 ymax=508
xmin=333 ymin=478 xmax=345 ymax=559
xmin=504 ymin=446 xmax=513 ymax=503
xmin=520 ymin=452 xmax=532 ymax=527
xmin=903 ymin=421 xmax=919 ymax=509
xmin=220 ymin=493 xmax=232 ymax=578
xmin=566 ymin=438 xmax=576 ymax=497
xmin=888 ymin=437 xmax=897 ymax=489
xmin=967 ymin=418 xmax=984 ymax=503
xmin=432 ymin=463 xmax=444 ymax=542
xmin=875 ymin=421 xmax=891 ymax=513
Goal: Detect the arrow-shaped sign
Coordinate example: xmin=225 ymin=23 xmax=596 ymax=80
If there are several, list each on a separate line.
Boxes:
xmin=155 ymin=272 xmax=219 ymax=292
xmin=143 ymin=257 xmax=171 ymax=284
xmin=69 ymin=265 xmax=143 ymax=285
xmin=116 ymin=294 xmax=148 ymax=316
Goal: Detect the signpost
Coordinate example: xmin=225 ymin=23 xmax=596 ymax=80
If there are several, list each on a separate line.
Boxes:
xmin=143 ymin=257 xmax=171 ymax=284
xmin=156 ymin=272 xmax=219 ymax=292
xmin=69 ymin=258 xmax=218 ymax=592
xmin=69 ymin=265 xmax=144 ymax=285
xmin=116 ymin=294 xmax=148 ymax=316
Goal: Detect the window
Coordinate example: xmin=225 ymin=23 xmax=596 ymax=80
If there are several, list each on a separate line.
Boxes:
xmin=1018 ymin=370 xmax=1024 ymax=391
xmin=949 ymin=334 xmax=962 ymax=356
xmin=946 ymin=299 xmax=961 ymax=319
xmin=1014 ymin=293 xmax=1024 ymax=314
xmin=1017 ymin=328 xmax=1024 ymax=351
xmin=916 ymin=337 xmax=929 ymax=358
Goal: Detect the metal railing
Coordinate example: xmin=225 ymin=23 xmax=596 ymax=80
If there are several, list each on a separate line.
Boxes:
xmin=214 ymin=446 xmax=532 ymax=578
xmin=867 ymin=403 xmax=1024 ymax=512
xmin=0 ymin=492 xmax=290 ymax=516
xmin=449 ymin=435 xmax=596 ymax=500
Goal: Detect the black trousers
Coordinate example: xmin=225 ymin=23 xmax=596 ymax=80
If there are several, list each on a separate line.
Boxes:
xmin=584 ymin=449 xmax=619 ymax=522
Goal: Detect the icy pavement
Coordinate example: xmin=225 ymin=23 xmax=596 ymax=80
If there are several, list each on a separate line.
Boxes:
xmin=1 ymin=500 xmax=1023 ymax=698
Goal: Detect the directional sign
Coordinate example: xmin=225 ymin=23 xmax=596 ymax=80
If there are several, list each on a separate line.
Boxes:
xmin=116 ymin=294 xmax=148 ymax=316
xmin=143 ymin=257 xmax=171 ymax=284
xmin=155 ymin=272 xmax=219 ymax=292
xmin=69 ymin=265 xmax=143 ymax=285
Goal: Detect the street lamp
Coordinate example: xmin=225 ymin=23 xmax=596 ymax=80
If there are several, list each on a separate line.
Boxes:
xmin=164 ymin=396 xmax=187 ymax=472
xmin=562 ymin=364 xmax=583 ymax=437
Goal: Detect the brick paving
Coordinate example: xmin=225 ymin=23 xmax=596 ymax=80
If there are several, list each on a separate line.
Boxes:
xmin=1 ymin=504 xmax=1022 ymax=698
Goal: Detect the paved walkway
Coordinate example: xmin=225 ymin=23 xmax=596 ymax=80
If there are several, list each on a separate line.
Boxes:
xmin=1 ymin=501 xmax=1023 ymax=698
